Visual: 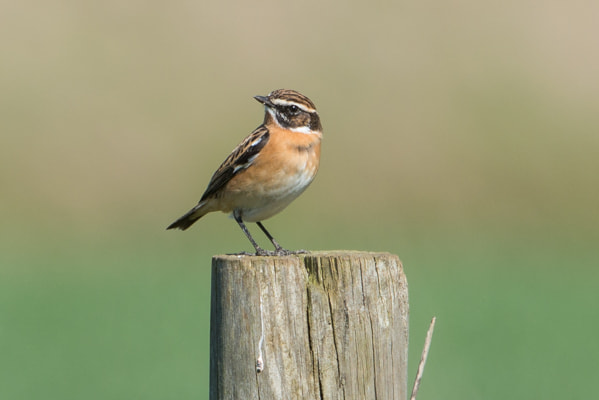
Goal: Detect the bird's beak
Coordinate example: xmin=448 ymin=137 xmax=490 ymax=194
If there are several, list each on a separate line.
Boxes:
xmin=254 ymin=95 xmax=274 ymax=107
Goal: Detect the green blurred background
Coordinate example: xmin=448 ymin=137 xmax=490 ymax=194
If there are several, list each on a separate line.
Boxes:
xmin=1 ymin=1 xmax=598 ymax=398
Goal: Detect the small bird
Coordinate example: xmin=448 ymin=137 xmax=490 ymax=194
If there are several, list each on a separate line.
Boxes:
xmin=167 ymin=89 xmax=322 ymax=256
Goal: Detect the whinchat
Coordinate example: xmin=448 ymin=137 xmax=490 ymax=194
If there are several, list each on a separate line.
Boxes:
xmin=167 ymin=89 xmax=322 ymax=256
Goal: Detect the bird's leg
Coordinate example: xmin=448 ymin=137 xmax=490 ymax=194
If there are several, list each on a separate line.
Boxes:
xmin=256 ymin=222 xmax=295 ymax=256
xmin=234 ymin=213 xmax=271 ymax=256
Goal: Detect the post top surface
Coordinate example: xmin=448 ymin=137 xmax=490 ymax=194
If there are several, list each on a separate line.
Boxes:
xmin=212 ymin=250 xmax=399 ymax=262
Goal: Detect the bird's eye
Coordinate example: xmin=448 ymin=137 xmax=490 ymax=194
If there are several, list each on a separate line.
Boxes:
xmin=288 ymin=105 xmax=299 ymax=114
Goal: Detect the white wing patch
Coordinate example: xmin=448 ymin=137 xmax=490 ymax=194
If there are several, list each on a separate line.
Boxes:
xmin=233 ymin=154 xmax=259 ymax=173
xmin=250 ymin=136 xmax=264 ymax=147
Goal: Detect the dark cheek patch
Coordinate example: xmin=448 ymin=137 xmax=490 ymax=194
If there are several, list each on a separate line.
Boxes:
xmin=276 ymin=113 xmax=290 ymax=128
xmin=309 ymin=114 xmax=322 ymax=131
xmin=276 ymin=110 xmax=320 ymax=131
xmin=296 ymin=114 xmax=310 ymax=128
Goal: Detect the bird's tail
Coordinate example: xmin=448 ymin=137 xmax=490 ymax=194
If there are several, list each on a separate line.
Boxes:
xmin=166 ymin=201 xmax=210 ymax=231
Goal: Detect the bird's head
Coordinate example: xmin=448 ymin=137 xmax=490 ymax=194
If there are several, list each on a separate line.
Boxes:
xmin=254 ymin=89 xmax=322 ymax=134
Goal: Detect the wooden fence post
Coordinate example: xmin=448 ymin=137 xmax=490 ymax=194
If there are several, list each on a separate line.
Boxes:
xmin=210 ymin=251 xmax=408 ymax=400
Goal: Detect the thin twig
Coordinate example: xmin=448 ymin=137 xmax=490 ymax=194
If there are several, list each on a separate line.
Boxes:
xmin=410 ymin=316 xmax=437 ymax=400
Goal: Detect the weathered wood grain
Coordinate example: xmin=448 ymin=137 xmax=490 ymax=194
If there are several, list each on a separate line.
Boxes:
xmin=210 ymin=251 xmax=408 ymax=400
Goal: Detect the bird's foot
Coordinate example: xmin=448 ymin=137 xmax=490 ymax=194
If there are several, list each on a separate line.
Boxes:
xmin=273 ymin=248 xmax=292 ymax=256
xmin=229 ymin=248 xmax=310 ymax=257
xmin=271 ymin=247 xmax=310 ymax=256
xmin=255 ymin=248 xmax=276 ymax=256
xmin=227 ymin=251 xmax=256 ymax=256
xmin=290 ymin=249 xmax=309 ymax=254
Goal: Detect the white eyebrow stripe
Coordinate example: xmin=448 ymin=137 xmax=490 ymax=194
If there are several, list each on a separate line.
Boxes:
xmin=270 ymin=98 xmax=315 ymax=113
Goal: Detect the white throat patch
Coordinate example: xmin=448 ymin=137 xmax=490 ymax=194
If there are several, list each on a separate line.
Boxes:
xmin=289 ymin=125 xmax=316 ymax=134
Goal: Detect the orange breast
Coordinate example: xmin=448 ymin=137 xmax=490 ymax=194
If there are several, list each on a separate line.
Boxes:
xmin=217 ymin=126 xmax=322 ymax=215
